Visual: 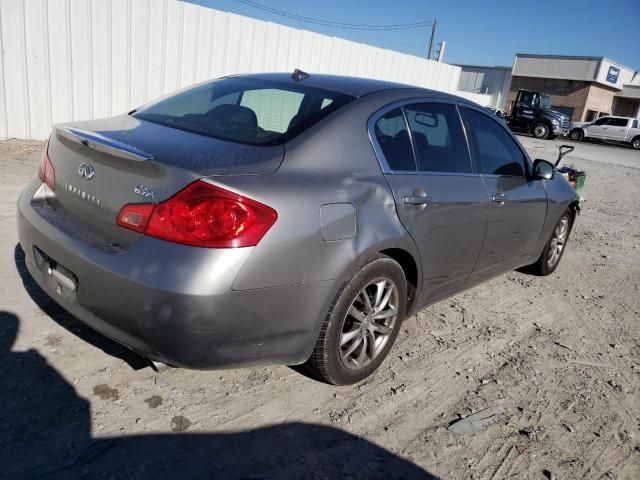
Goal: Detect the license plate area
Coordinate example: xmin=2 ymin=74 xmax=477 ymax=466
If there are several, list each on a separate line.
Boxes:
xmin=33 ymin=246 xmax=78 ymax=299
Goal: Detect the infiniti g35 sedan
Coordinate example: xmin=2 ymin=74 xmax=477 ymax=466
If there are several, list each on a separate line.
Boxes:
xmin=17 ymin=72 xmax=579 ymax=385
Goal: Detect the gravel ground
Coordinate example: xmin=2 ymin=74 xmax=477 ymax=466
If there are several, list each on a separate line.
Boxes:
xmin=0 ymin=135 xmax=639 ymax=479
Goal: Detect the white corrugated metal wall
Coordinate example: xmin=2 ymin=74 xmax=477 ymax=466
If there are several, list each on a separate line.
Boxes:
xmin=0 ymin=0 xmax=490 ymax=140
xmin=457 ymin=66 xmax=512 ymax=109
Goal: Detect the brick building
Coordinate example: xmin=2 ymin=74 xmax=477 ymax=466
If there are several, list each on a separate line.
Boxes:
xmin=457 ymin=54 xmax=640 ymax=122
xmin=507 ymin=54 xmax=640 ymax=122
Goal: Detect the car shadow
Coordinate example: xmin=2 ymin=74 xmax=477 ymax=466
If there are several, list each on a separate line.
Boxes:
xmin=14 ymin=243 xmax=148 ymax=370
xmin=0 ymin=310 xmax=437 ymax=479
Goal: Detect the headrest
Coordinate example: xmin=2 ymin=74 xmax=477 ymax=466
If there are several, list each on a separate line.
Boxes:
xmin=207 ymin=104 xmax=258 ymax=128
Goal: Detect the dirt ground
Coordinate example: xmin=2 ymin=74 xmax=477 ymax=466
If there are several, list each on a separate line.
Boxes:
xmin=1 ymin=136 xmax=639 ymax=479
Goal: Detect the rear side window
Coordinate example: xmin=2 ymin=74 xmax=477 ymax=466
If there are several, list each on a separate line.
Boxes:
xmin=404 ymin=103 xmax=471 ymax=173
xmin=133 ymin=78 xmax=354 ymax=146
xmin=465 ymin=109 xmax=526 ymax=176
xmin=610 ymin=118 xmax=629 ymax=127
xmin=374 ymin=108 xmax=416 ymax=171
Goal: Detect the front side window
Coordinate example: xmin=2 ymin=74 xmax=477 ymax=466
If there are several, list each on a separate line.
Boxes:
xmin=465 ymin=109 xmax=526 ymax=176
xmin=594 ymin=117 xmax=611 ymax=126
xmin=374 ymin=108 xmax=416 ymax=171
xmin=404 ymin=103 xmax=471 ymax=173
xmin=133 ymin=78 xmax=354 ymax=145
xmin=518 ymin=91 xmax=535 ymax=107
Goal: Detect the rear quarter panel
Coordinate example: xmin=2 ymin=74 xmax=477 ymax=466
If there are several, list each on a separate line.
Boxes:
xmin=215 ymin=89 xmax=427 ymax=291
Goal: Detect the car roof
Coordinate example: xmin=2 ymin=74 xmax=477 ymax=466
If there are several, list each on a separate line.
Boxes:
xmin=237 ymin=72 xmax=459 ymax=99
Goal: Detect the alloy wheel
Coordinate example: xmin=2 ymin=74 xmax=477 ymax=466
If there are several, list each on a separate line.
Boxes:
xmin=339 ymin=277 xmax=399 ymax=370
xmin=547 ymin=215 xmax=570 ymax=269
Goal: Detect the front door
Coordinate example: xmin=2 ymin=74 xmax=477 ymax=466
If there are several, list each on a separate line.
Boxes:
xmin=371 ymin=102 xmax=489 ymax=304
xmin=462 ymin=107 xmax=548 ymax=280
xmin=512 ymin=91 xmax=536 ymax=130
xmin=587 ymin=116 xmax=613 ymax=139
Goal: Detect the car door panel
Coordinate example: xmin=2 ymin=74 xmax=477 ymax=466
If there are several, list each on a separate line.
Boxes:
xmin=370 ymin=101 xmax=490 ymax=305
xmin=462 ymin=107 xmax=548 ymax=281
xmin=588 ymin=117 xmax=612 ymax=139
xmin=385 ymin=174 xmax=489 ymax=303
xmin=473 ymin=176 xmax=547 ymax=277
xmin=608 ymin=118 xmax=629 ymax=141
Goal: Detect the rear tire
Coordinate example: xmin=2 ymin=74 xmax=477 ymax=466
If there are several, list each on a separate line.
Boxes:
xmin=304 ymin=254 xmax=407 ymax=385
xmin=570 ymin=129 xmax=584 ymax=142
xmin=523 ymin=210 xmax=573 ymax=276
xmin=631 ymin=136 xmax=640 ymax=150
xmin=532 ymin=122 xmax=551 ymax=139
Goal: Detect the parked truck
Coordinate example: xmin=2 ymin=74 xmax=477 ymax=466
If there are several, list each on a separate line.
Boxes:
xmin=569 ymin=116 xmax=640 ymax=150
xmin=506 ymin=89 xmax=571 ymax=140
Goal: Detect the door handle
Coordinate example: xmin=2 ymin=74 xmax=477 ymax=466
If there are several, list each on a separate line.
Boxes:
xmin=404 ymin=194 xmax=431 ymax=206
xmin=491 ymin=194 xmax=506 ymax=205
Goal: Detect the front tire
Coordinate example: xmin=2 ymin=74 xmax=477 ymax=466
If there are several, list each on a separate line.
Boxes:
xmin=305 ymin=254 xmax=407 ymax=385
xmin=524 ymin=210 xmax=573 ymax=276
xmin=631 ymin=136 xmax=640 ymax=150
xmin=570 ymin=129 xmax=584 ymax=142
xmin=533 ymin=122 xmax=551 ymax=139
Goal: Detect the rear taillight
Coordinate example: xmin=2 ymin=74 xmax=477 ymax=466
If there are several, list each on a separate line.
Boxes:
xmin=116 ymin=180 xmax=277 ymax=248
xmin=38 ymin=141 xmax=56 ymax=190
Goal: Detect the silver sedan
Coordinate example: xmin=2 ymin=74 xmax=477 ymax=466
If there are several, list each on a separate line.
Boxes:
xmin=17 ymin=72 xmax=579 ymax=384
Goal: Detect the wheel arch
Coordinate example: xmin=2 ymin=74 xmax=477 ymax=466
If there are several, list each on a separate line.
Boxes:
xmin=569 ymin=199 xmax=580 ymax=228
xmin=379 ymin=247 xmax=419 ymax=315
xmin=531 ymin=118 xmax=553 ymax=138
xmin=570 ymin=127 xmax=584 ymax=139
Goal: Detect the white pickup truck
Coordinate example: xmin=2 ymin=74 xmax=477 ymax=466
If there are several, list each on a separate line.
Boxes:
xmin=568 ymin=116 xmax=640 ymax=150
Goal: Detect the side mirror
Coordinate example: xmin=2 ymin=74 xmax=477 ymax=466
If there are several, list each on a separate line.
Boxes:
xmin=532 ymin=159 xmax=555 ymax=180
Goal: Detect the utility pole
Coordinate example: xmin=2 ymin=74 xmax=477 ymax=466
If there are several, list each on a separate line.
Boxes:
xmin=436 ymin=41 xmax=446 ymax=62
xmin=427 ymin=19 xmax=437 ymax=60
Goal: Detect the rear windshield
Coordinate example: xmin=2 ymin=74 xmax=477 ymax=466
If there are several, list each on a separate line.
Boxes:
xmin=133 ymin=77 xmax=354 ymax=146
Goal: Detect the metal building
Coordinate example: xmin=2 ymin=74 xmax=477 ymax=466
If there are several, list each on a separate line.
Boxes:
xmin=508 ymin=54 xmax=640 ymax=122
xmin=455 ymin=65 xmax=512 ymax=109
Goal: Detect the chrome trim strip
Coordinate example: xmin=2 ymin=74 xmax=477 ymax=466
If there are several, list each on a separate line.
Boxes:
xmin=400 ymin=106 xmax=419 ymax=171
xmin=385 ymin=170 xmax=482 ymax=177
xmin=56 ymin=126 xmax=153 ymax=162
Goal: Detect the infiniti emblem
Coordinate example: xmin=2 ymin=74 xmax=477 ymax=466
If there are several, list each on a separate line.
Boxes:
xmin=78 ymin=163 xmax=95 ymax=180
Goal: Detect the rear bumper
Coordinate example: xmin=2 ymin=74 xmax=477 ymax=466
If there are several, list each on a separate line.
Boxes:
xmin=17 ymin=178 xmax=337 ymax=368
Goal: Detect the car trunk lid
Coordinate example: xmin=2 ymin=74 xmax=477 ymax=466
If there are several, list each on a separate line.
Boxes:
xmin=45 ymin=115 xmax=284 ymax=246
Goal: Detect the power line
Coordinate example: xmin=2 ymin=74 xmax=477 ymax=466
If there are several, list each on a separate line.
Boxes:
xmin=235 ymin=0 xmax=433 ymax=31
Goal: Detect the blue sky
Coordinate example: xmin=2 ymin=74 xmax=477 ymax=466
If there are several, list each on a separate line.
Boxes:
xmin=188 ymin=0 xmax=640 ymax=68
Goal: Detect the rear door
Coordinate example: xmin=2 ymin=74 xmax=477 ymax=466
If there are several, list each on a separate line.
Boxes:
xmin=607 ymin=117 xmax=630 ymax=141
xmin=462 ymin=107 xmax=548 ymax=280
xmin=371 ymin=100 xmax=489 ymax=304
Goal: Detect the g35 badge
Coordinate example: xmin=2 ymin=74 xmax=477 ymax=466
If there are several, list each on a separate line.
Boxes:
xmin=134 ymin=185 xmax=156 ymax=200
